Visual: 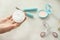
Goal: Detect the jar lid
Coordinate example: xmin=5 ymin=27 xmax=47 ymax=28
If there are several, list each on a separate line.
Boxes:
xmin=12 ymin=10 xmax=25 ymax=23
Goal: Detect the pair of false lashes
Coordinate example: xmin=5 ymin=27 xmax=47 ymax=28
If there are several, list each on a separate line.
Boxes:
xmin=40 ymin=32 xmax=58 ymax=38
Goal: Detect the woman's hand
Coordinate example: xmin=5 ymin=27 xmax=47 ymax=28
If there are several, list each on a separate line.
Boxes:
xmin=0 ymin=16 xmax=26 ymax=34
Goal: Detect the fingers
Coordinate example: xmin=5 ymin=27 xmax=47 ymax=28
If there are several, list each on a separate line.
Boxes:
xmin=11 ymin=23 xmax=20 ymax=28
xmin=0 ymin=16 xmax=12 ymax=24
xmin=0 ymin=23 xmax=20 ymax=34
xmin=11 ymin=17 xmax=26 ymax=24
xmin=0 ymin=17 xmax=26 ymax=34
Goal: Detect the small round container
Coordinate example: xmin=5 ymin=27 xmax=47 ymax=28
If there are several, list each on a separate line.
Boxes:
xmin=38 ymin=10 xmax=49 ymax=19
xmin=12 ymin=10 xmax=26 ymax=23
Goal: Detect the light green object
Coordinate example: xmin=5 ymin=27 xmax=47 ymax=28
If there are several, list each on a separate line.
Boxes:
xmin=23 ymin=8 xmax=37 ymax=12
xmin=26 ymin=12 xmax=34 ymax=18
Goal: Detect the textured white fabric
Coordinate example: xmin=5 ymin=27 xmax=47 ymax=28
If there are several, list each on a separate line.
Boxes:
xmin=12 ymin=10 xmax=25 ymax=23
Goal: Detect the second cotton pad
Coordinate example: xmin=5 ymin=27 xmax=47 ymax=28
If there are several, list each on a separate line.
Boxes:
xmin=12 ymin=10 xmax=25 ymax=23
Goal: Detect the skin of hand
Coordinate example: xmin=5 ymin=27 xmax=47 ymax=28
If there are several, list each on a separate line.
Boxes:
xmin=0 ymin=16 xmax=26 ymax=34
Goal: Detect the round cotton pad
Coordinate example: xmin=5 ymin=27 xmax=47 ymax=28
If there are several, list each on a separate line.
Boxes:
xmin=39 ymin=11 xmax=48 ymax=18
xmin=12 ymin=10 xmax=25 ymax=23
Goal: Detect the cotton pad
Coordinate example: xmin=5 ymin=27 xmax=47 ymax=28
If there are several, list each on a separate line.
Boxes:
xmin=39 ymin=11 xmax=48 ymax=19
xmin=12 ymin=10 xmax=25 ymax=23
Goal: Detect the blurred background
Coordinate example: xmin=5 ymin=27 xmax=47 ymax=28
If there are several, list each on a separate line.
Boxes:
xmin=0 ymin=0 xmax=60 ymax=40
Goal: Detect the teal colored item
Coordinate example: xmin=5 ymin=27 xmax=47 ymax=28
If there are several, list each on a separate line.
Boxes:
xmin=26 ymin=12 xmax=34 ymax=18
xmin=46 ymin=9 xmax=52 ymax=14
xmin=45 ymin=4 xmax=52 ymax=14
xmin=23 ymin=8 xmax=37 ymax=12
